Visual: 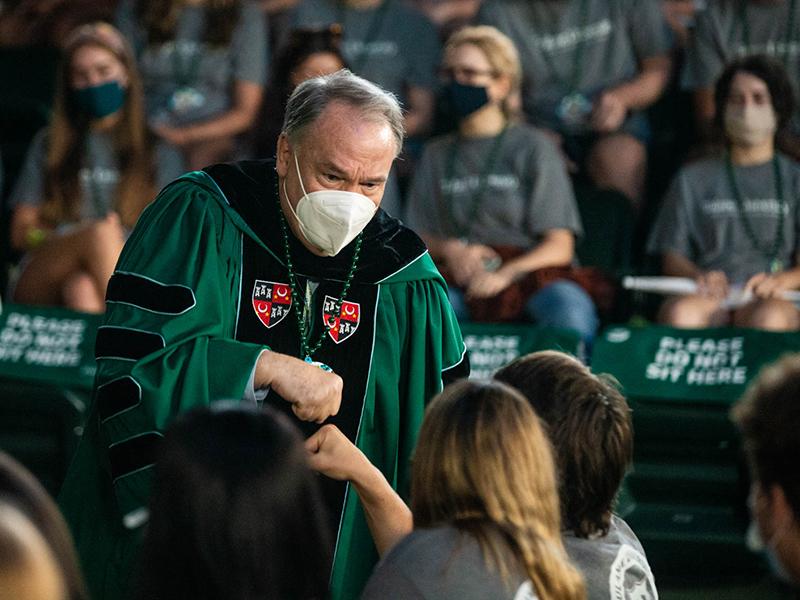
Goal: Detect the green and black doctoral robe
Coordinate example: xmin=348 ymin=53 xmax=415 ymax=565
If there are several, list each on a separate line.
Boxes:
xmin=58 ymin=160 xmax=468 ymax=600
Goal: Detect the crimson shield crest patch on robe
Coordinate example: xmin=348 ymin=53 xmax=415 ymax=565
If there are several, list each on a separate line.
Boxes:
xmin=252 ymin=280 xmax=292 ymax=328
xmin=323 ymin=295 xmax=360 ymax=343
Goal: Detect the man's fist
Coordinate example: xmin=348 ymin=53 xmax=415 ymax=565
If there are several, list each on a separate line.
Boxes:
xmin=256 ymin=352 xmax=343 ymax=423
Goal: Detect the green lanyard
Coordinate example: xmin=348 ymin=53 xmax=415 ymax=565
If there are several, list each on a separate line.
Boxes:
xmin=171 ymin=41 xmax=203 ymax=89
xmin=276 ymin=195 xmax=363 ymax=361
xmin=440 ymin=126 xmax=509 ymax=240
xmin=738 ymin=0 xmax=797 ymax=65
xmin=725 ymin=152 xmax=787 ymax=273
xmin=337 ymin=0 xmax=392 ymax=73
xmin=536 ymin=0 xmax=591 ymax=93
xmin=84 ymin=136 xmax=110 ymax=218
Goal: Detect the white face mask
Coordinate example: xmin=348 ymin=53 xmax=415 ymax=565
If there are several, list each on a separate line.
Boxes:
xmin=724 ymin=103 xmax=777 ymax=147
xmin=282 ymin=153 xmax=378 ymax=257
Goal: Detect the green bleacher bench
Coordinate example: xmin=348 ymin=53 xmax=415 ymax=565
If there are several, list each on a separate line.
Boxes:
xmin=460 ymin=322 xmax=581 ymax=381
xmin=594 ymin=325 xmax=800 ymax=582
xmin=574 ymin=184 xmax=635 ymax=276
xmin=0 ymin=303 xmax=100 ymax=495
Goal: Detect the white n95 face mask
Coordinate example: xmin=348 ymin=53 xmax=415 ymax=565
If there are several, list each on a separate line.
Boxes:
xmin=282 ymin=153 xmax=378 ymax=257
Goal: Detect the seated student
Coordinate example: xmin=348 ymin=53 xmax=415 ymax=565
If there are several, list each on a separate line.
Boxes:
xmin=0 ymin=452 xmax=87 ymax=600
xmin=477 ymin=0 xmax=673 ymax=206
xmin=405 ymin=25 xmax=597 ymax=344
xmin=682 ymin=0 xmax=800 ymax=154
xmin=648 ymin=55 xmax=800 ymax=331
xmin=494 ymin=351 xmax=658 ymax=600
xmin=291 ymin=0 xmax=440 ymax=138
xmin=252 ymin=26 xmax=346 ymax=160
xmin=8 ymin=22 xmax=181 ymax=313
xmin=134 ymin=404 xmax=332 ymax=600
xmin=0 ymin=501 xmax=66 ymax=600
xmin=307 ymin=379 xmax=586 ymax=600
xmin=732 ymin=353 xmax=800 ymax=587
xmin=116 ymin=0 xmax=268 ymax=170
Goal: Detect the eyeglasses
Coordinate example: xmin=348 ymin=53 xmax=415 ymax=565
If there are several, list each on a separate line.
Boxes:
xmin=440 ymin=66 xmax=499 ymax=81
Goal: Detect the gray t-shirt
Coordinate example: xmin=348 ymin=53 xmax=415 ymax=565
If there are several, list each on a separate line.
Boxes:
xmin=9 ymin=127 xmax=183 ymax=223
xmin=477 ymin=0 xmax=672 ymax=133
xmin=116 ymin=0 xmax=268 ymax=127
xmin=647 ymin=153 xmax=800 ymax=284
xmin=682 ymin=0 xmax=800 ymax=92
xmin=362 ymin=525 xmax=538 ymax=600
xmin=563 ymin=515 xmax=657 ymax=600
xmin=405 ymin=123 xmax=582 ymax=247
xmin=291 ymin=0 xmax=440 ymax=100
xmin=682 ymin=0 xmax=800 ymax=133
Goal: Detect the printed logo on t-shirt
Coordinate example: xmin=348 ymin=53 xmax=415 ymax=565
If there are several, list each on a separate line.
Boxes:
xmin=735 ymin=41 xmax=800 ymax=61
xmin=251 ymin=280 xmax=292 ymax=329
xmin=323 ymin=296 xmax=360 ymax=344
xmin=79 ymin=167 xmax=119 ymax=186
xmin=701 ymin=198 xmax=789 ymax=217
xmin=513 ymin=581 xmax=537 ymax=600
xmin=531 ymin=19 xmax=613 ymax=53
xmin=609 ymin=545 xmax=657 ymax=600
xmin=441 ymin=174 xmax=520 ymax=195
xmin=343 ymin=40 xmax=398 ymax=58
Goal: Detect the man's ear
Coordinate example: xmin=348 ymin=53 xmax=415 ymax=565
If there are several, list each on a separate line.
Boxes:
xmin=276 ymin=133 xmax=291 ymax=178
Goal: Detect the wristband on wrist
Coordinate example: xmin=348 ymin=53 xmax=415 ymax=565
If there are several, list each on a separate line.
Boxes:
xmin=25 ymin=227 xmax=47 ymax=249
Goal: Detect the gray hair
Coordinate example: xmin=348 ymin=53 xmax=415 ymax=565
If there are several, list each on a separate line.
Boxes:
xmin=281 ymin=69 xmax=405 ymax=155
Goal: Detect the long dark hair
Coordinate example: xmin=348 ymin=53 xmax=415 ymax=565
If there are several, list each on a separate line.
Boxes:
xmin=713 ymin=54 xmax=796 ymax=151
xmin=255 ymin=26 xmax=346 ymax=158
xmin=44 ymin=22 xmax=155 ymax=228
xmin=0 ymin=452 xmax=88 ymax=600
xmin=135 ymin=404 xmax=332 ymax=600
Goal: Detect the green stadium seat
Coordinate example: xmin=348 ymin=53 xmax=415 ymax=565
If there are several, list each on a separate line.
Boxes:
xmin=460 ymin=322 xmax=581 ymax=381
xmin=0 ymin=304 xmax=99 ymax=494
xmin=0 ymin=380 xmax=89 ymax=496
xmin=595 ymin=325 xmax=800 ymax=581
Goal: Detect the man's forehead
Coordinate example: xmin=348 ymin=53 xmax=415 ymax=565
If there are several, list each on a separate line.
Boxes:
xmin=306 ymin=102 xmax=395 ymax=144
xmin=297 ymin=104 xmax=397 ymax=165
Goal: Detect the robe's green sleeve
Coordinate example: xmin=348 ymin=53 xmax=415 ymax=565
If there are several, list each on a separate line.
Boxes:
xmin=60 ymin=176 xmax=266 ymax=600
xmin=329 ymin=253 xmax=468 ymax=600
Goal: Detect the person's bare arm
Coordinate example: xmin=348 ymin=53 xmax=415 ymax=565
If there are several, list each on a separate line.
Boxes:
xmin=662 ymin=251 xmax=701 ymax=279
xmin=592 ymin=54 xmax=672 ymax=133
xmin=746 ymin=253 xmax=800 ymax=298
xmin=10 ymin=204 xmax=48 ymax=252
xmin=154 ymin=80 xmax=264 ymax=146
xmin=663 ymin=250 xmax=728 ymax=299
xmin=306 ymin=424 xmax=413 ymax=555
xmin=421 ymin=233 xmax=500 ymax=288
xmin=466 ymin=229 xmax=574 ymax=299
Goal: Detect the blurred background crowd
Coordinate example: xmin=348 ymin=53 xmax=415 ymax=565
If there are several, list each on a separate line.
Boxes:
xmin=2 ymin=2 xmax=800 ymax=599
xmin=2 ymin=0 xmax=800 ymax=340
